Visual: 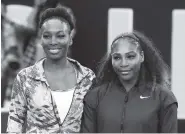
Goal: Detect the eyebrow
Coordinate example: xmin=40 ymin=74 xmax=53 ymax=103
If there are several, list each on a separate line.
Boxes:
xmin=111 ymin=51 xmax=137 ymax=56
xmin=126 ymin=51 xmax=137 ymax=54
xmin=43 ymin=31 xmax=65 ymax=34
xmin=111 ymin=52 xmax=121 ymax=56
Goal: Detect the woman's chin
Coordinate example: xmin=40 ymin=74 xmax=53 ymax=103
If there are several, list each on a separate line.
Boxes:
xmin=46 ymin=54 xmax=65 ymax=61
xmin=119 ymin=74 xmax=133 ymax=81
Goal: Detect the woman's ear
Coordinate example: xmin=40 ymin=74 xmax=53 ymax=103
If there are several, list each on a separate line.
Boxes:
xmin=70 ymin=29 xmax=76 ymax=39
xmin=69 ymin=38 xmax=73 ymax=46
xmin=140 ymin=51 xmax=144 ymax=62
xmin=69 ymin=29 xmax=76 ymax=46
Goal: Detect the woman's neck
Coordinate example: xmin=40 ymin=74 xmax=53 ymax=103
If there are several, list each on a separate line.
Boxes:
xmin=119 ymin=74 xmax=139 ymax=92
xmin=44 ymin=57 xmax=70 ymax=72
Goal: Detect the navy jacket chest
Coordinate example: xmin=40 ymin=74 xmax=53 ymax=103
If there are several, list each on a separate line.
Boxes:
xmin=97 ymin=88 xmax=160 ymax=133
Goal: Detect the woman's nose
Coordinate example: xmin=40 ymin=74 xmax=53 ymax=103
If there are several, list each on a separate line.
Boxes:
xmin=51 ymin=36 xmax=57 ymax=45
xmin=120 ymin=59 xmax=129 ymax=67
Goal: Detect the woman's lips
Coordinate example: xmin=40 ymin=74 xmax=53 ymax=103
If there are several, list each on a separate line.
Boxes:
xmin=119 ymin=70 xmax=131 ymax=75
xmin=48 ymin=48 xmax=61 ymax=54
xmin=121 ymin=71 xmax=129 ymax=75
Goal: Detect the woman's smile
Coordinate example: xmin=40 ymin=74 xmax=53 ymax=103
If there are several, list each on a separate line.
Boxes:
xmin=120 ymin=70 xmax=130 ymax=75
xmin=48 ymin=48 xmax=62 ymax=54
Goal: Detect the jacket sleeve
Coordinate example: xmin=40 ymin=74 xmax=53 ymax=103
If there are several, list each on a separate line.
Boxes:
xmin=159 ymin=88 xmax=178 ymax=133
xmin=80 ymin=88 xmax=98 ymax=133
xmin=6 ymin=72 xmax=27 ymax=133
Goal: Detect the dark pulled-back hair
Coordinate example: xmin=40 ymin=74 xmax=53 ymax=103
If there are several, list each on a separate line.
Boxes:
xmin=34 ymin=0 xmax=76 ymax=34
xmin=94 ymin=30 xmax=171 ymax=90
xmin=39 ymin=6 xmax=76 ymax=31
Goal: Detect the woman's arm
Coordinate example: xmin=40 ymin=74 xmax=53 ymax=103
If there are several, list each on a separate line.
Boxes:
xmin=6 ymin=73 xmax=27 ymax=133
xmin=160 ymin=103 xmax=178 ymax=133
xmin=159 ymin=88 xmax=178 ymax=133
xmin=80 ymin=99 xmax=97 ymax=133
xmin=80 ymin=88 xmax=98 ymax=133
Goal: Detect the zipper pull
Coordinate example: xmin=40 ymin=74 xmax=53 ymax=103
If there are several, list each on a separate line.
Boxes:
xmin=121 ymin=123 xmax=124 ymax=133
xmin=124 ymin=94 xmax=128 ymax=103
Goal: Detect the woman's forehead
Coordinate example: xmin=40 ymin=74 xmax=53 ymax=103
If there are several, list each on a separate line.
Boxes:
xmin=112 ymin=38 xmax=139 ymax=54
xmin=41 ymin=18 xmax=70 ymax=31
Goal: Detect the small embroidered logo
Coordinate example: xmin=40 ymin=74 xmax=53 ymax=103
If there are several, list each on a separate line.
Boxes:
xmin=140 ymin=95 xmax=151 ymax=99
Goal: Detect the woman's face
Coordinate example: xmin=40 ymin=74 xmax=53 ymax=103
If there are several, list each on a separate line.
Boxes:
xmin=40 ymin=18 xmax=72 ymax=60
xmin=111 ymin=38 xmax=144 ymax=81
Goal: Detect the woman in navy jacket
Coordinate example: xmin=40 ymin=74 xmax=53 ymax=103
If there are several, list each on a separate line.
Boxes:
xmin=80 ymin=31 xmax=178 ymax=133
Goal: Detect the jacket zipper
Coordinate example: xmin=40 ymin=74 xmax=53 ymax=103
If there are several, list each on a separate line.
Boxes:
xmin=121 ymin=93 xmax=128 ymax=133
xmin=57 ymin=73 xmax=91 ymax=128
xmin=60 ymin=88 xmax=76 ymax=126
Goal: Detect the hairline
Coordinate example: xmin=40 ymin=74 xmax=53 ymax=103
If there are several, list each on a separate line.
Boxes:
xmin=40 ymin=17 xmax=71 ymax=34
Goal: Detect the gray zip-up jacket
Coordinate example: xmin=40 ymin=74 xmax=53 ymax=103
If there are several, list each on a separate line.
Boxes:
xmin=80 ymin=79 xmax=178 ymax=133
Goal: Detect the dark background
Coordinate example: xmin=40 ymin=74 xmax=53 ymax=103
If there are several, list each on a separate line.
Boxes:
xmin=1 ymin=0 xmax=185 ymax=132
xmin=2 ymin=0 xmax=185 ymax=69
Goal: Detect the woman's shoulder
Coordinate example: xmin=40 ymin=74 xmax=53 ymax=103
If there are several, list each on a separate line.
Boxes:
xmin=16 ymin=65 xmax=33 ymax=77
xmin=82 ymin=66 xmax=95 ymax=79
xmin=68 ymin=58 xmax=95 ymax=79
xmin=12 ymin=65 xmax=35 ymax=86
xmin=88 ymin=83 xmax=109 ymax=95
xmin=84 ymin=83 xmax=109 ymax=107
xmin=16 ymin=64 xmax=38 ymax=80
xmin=155 ymin=83 xmax=175 ymax=98
xmin=155 ymin=83 xmax=178 ymax=107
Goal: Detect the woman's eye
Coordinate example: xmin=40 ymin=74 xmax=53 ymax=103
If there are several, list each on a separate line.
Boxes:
xmin=43 ymin=35 xmax=50 ymax=39
xmin=113 ymin=56 xmax=121 ymax=60
xmin=57 ymin=35 xmax=65 ymax=38
xmin=127 ymin=55 xmax=136 ymax=59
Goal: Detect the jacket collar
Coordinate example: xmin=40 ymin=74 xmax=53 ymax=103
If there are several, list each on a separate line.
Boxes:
xmin=28 ymin=58 xmax=91 ymax=84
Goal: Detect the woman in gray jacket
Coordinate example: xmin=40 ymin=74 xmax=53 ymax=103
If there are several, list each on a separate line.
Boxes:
xmin=80 ymin=31 xmax=177 ymax=133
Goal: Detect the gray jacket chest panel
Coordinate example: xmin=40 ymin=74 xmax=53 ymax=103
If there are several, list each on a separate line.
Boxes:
xmin=97 ymin=87 xmax=160 ymax=133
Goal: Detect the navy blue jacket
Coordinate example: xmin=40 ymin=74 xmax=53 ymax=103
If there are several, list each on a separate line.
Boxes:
xmin=80 ymin=79 xmax=178 ymax=133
